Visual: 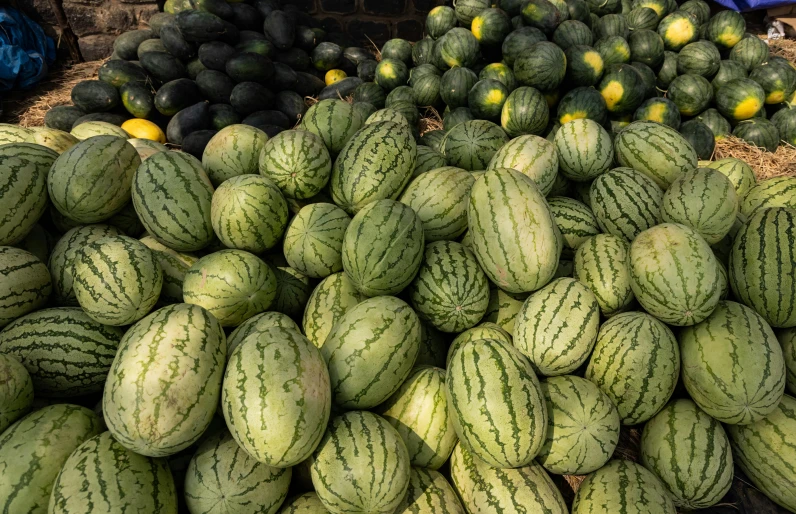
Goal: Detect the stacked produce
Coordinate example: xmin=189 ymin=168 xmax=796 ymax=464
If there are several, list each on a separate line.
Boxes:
xmin=1 ymin=0 xmax=796 ymax=513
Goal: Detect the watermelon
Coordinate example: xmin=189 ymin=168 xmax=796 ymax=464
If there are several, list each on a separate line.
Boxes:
xmin=139 ymin=235 xmax=196 ymax=305
xmin=589 ymin=167 xmax=663 ymax=241
xmin=330 ymin=121 xmax=416 ymax=214
xmin=657 ymin=11 xmax=698 ymax=51
xmin=628 ymin=29 xmax=664 ymax=68
xmin=488 ymin=134 xmax=559 ymax=194
xmin=311 ymin=411 xmax=410 ymax=514
xmin=554 ymin=119 xmax=613 ymax=181
xmin=586 ymin=311 xmax=679 ymax=424
xmin=302 ymin=272 xmax=365 ymax=348
xmin=514 ymin=42 xmax=567 ymax=91
xmin=399 ymin=168 xmax=474 ymax=243
xmin=547 ymin=196 xmax=601 ymax=255
xmin=679 ymin=119 xmax=716 ymax=159
xmin=49 ymin=431 xmax=178 ymax=514
xmin=740 ymin=176 xmax=796 ymax=218
xmin=370 ymin=107 xmax=413 ymax=129
xmin=593 ymin=14 xmax=628 ymax=39
xmin=412 ymin=73 xmax=442 ymax=106
xmin=479 ymin=62 xmax=517 ymax=90
xmin=482 ymin=285 xmax=528 ymax=334
xmin=412 ymin=146 xmax=447 ymax=177
xmin=752 ymin=62 xmax=796 ymax=104
xmin=258 ymin=130 xmax=332 ymax=200
xmin=730 ymin=35 xmax=770 ymax=72
xmin=633 ymin=97 xmax=680 ymax=128
xmin=0 ymin=353 xmax=33 ymax=433
xmin=375 ymin=58 xmax=410 ymax=91
xmin=712 ymin=59 xmax=749 ymax=92
xmin=446 ymin=322 xmax=512 ymax=367
xmin=537 ymin=375 xmax=620 ymax=474
xmin=225 ymin=312 xmax=299 ymax=359
xmin=733 ymin=117 xmax=780 ymax=152
xmin=595 ymin=35 xmax=631 ymax=66
xmin=614 ymin=120 xmax=698 ymax=188
xmin=201 ymin=124 xmax=268 ymax=187
xmin=393 ymin=467 xmax=465 ymax=514
xmin=772 ymin=105 xmax=796 ymax=145
xmin=520 ymin=0 xmax=565 ymax=35
xmin=656 ymin=50 xmax=679 ymax=89
xmin=680 ymin=0 xmax=711 ymax=23
xmin=565 ymin=45 xmax=606 ymax=86
xmin=132 ymin=150 xmax=215 ymax=252
xmin=468 ymin=168 xmax=562 ymax=293
xmin=71 ymin=121 xmax=128 ymax=140
xmin=0 ymin=404 xmax=102 ymax=514
xmin=449 ymin=442 xmax=568 ymax=514
xmin=680 ymin=300 xmax=786 ymax=424
xmin=625 ymin=6 xmax=660 ymax=31
xmin=677 ymin=41 xmax=721 ymax=78
xmin=727 ymin=394 xmax=796 ymax=512
xmin=447 ymin=338 xmax=547 ymax=467
xmin=0 ymin=123 xmax=33 ymax=144
xmin=281 ymin=203 xmax=349 ymax=279
xmin=184 ymin=430 xmax=291 ymax=514
xmin=640 ymin=398 xmax=733 ymax=510
xmin=386 ymin=86 xmax=416 ymax=107
xmin=468 ymin=79 xmax=509 ymax=121
xmin=279 ymin=493 xmax=328 ymax=513
xmin=553 ymin=19 xmax=593 ymax=50
xmin=426 ymin=5 xmax=457 ymax=39
xmin=572 ymin=460 xmax=677 ymax=514
xmin=439 ymin=67 xmax=478 ymax=109
xmin=444 ymin=120 xmax=509 ymax=171
xmin=501 ymin=86 xmax=550 ymax=137
xmin=1 ymin=247 xmax=51 ymax=326
xmin=557 ymin=86 xmax=609 ymax=125
xmin=438 ymin=27 xmax=480 ymax=69
xmin=444 ymin=107 xmax=475 ymax=131
xmin=668 ymin=73 xmax=713 ymax=116
xmin=300 ymin=99 xmax=364 ymax=155
xmin=573 ymin=234 xmax=634 ymax=316
xmin=598 ymin=63 xmax=646 ymax=115
xmin=717 ymin=78 xmax=766 ymax=123
xmin=696 ymin=108 xmax=732 ymax=140
xmin=704 ymin=10 xmax=745 ymax=50
xmin=270 ymin=266 xmax=312 ymax=323
xmin=703 ymin=157 xmax=757 ymax=198
xmin=377 ymin=365 xmax=457 ymax=470
xmin=471 ymin=8 xmax=512 ymax=46
xmin=48 ymin=135 xmax=140 ymax=223
xmin=502 ymin=27 xmax=548 ymax=67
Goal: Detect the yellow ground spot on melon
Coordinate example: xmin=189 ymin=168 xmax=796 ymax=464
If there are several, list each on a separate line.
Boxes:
xmin=601 ymin=80 xmax=624 ymax=110
xmin=485 ymin=89 xmax=506 ymax=105
xmin=766 ymin=90 xmax=786 ymax=104
xmin=544 ymin=91 xmax=559 ymax=108
xmin=560 ymin=111 xmax=588 ymax=123
xmin=734 ymin=97 xmax=762 ymax=119
xmin=430 ymin=6 xmax=444 ymax=15
xmin=380 ymin=62 xmax=395 ymax=79
xmin=472 ymin=17 xmax=484 ymax=40
xmin=647 ymin=103 xmax=667 ymax=122
xmin=665 ymin=19 xmax=695 ymax=47
xmin=717 ymin=30 xmax=742 ymax=48
xmin=583 ymin=51 xmax=604 ymax=75
xmin=615 ymin=44 xmax=631 ymax=59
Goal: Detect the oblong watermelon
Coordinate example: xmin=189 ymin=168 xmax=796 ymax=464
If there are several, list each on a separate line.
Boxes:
xmin=547 ymin=196 xmax=601 ymax=255
xmin=283 ymin=202 xmax=350 ymax=278
xmin=614 ymin=119 xmax=698 ymax=188
xmin=589 ymin=167 xmax=663 ymax=241
xmin=554 ymin=118 xmax=614 ymax=181
xmin=572 ymin=460 xmax=677 ymax=514
xmin=703 ymin=156 xmax=757 ymax=198
xmin=487 ymin=134 xmax=559 ymax=194
xmin=739 ymin=176 xmax=796 ymax=218
xmin=301 ymin=272 xmax=366 ymax=349
xmin=139 ymin=235 xmax=197 ymax=305
xmin=399 ymin=167 xmax=475 ymax=242
xmin=573 ymin=233 xmax=635 ymax=316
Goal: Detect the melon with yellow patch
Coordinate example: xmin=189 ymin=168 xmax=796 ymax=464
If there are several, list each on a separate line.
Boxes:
xmin=598 ymin=63 xmax=646 ymax=115
xmin=716 ymin=78 xmax=765 ymax=121
xmin=657 ymin=11 xmax=698 ymax=51
xmin=121 ymin=119 xmax=166 ymax=143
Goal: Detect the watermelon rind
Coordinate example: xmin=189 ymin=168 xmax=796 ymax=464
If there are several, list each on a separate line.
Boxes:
xmin=572 ymin=459 xmax=677 ymax=514
xmin=202 ymin=124 xmax=269 ymax=187
xmin=613 ymin=120 xmax=698 ymax=188
xmin=301 ymin=272 xmax=366 ymax=349
xmin=554 ymin=119 xmax=614 ymax=182
xmin=487 ymin=134 xmax=560 ymax=195
xmin=393 ymin=467 xmax=465 ymax=514
xmin=283 ymin=202 xmax=350 ymax=279
xmin=589 ymin=167 xmax=663 ymax=242
xmin=573 ymin=233 xmax=635 ymax=316
xmin=399 ymin=167 xmax=475 ymax=242
xmin=259 ymin=129 xmax=332 ymax=200
xmin=225 ymin=311 xmax=300 ymax=358
xmin=0 ymin=354 xmax=33 ymax=434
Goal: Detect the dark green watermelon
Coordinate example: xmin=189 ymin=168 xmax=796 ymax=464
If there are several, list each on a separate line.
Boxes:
xmin=468 ymin=79 xmax=509 ymax=121
xmin=732 ymin=117 xmax=780 ymax=151
xmin=677 ymin=41 xmax=721 ymax=78
xmin=440 ymin=67 xmax=478 ymax=108
xmin=553 ymin=20 xmax=593 ymax=50
xmin=668 ymin=73 xmax=713 ymax=116
xmin=628 ymin=29 xmax=664 ymax=68
xmin=634 ymin=97 xmax=681 ymax=129
xmin=595 ymin=35 xmax=631 ymax=66
xmin=598 ymin=63 xmax=646 ymax=115
xmin=514 ymin=41 xmax=567 ymax=91
xmin=679 ymin=119 xmax=715 ymax=159
xmin=695 ymin=108 xmax=732 ymax=140
xmin=502 ymin=27 xmax=548 ymax=66
xmin=565 ymin=45 xmax=605 ymax=86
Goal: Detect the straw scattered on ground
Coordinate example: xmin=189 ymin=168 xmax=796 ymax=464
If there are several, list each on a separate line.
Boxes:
xmin=769 ymin=37 xmax=796 ymax=64
xmin=714 ymin=136 xmax=796 ymax=180
xmin=419 ymin=106 xmax=443 ymax=136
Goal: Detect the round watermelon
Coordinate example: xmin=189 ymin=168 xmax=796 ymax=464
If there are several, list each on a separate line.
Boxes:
xmin=283 ymin=203 xmax=350 ymax=278
xmin=716 ymin=78 xmax=765 ymax=121
xmin=729 ymin=35 xmax=770 ymax=72
xmin=0 ymin=144 xmax=56 ymax=246
xmin=444 ymin=119 xmax=509 ymax=171
xmin=502 ymin=26 xmax=548 ymax=66
xmin=677 ymin=40 xmax=721 ymax=78
xmin=598 ymin=63 xmax=646 ymax=115
xmin=771 ymin=106 xmax=796 ymax=145
xmin=750 ymin=62 xmax=796 ymax=104
xmin=426 ymin=5 xmax=457 ymax=39
xmin=633 ymin=97 xmax=681 ymax=129
xmin=440 ymin=67 xmax=478 ymax=109
xmin=488 ymin=134 xmax=559 ymax=194
xmin=514 ymin=41 xmax=567 ymax=91
xmin=259 ymin=129 xmax=332 ymax=200
xmin=557 ymin=86 xmax=609 ymax=126
xmin=468 ymin=79 xmax=509 ymax=121
xmin=573 ymin=233 xmax=635 ymax=316
xmin=657 ymin=11 xmax=698 ymax=51
xmin=732 ymin=117 xmax=780 ymax=151
xmin=553 ymin=20 xmax=593 ymax=50
xmin=202 ymin=124 xmax=269 ymax=187
xmin=679 ymin=119 xmax=716 ymax=159
xmin=554 ymin=118 xmax=614 ymax=181
xmin=629 ymin=29 xmax=664 ymax=68
xmin=501 ymin=86 xmax=550 ymax=136
xmin=711 ymin=59 xmax=749 ymax=92
xmin=668 ymin=73 xmax=714 ymax=116
xmin=696 ymin=108 xmax=732 ymax=140
xmin=471 ymin=8 xmax=512 ymax=46
xmin=565 ymin=45 xmax=605 ymax=86
xmin=399 ymin=167 xmax=475 ymax=242
xmin=705 ymin=10 xmax=746 ymax=49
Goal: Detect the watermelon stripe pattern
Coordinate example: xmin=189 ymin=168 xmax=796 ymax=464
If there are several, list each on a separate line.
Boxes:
xmin=739 ymin=176 xmax=796 ymax=219
xmin=487 ymin=134 xmax=559 ymax=196
xmin=201 ymin=124 xmax=269 ymax=187
xmin=225 ymin=311 xmax=300 ymax=358
xmin=0 ymin=307 xmax=124 ymax=397
xmin=283 ymin=203 xmax=350 ymax=279
xmin=482 ymin=285 xmax=527 ymax=335
xmin=399 ymin=167 xmax=475 ymax=242
xmin=0 ymin=246 xmax=52 ymax=329
xmin=573 ymin=234 xmax=635 ymax=316
xmin=0 ymin=143 xmax=57 ymax=245
xmin=547 ymin=197 xmax=601 ymax=256
xmin=444 ymin=120 xmax=509 ymax=172
xmin=0 ymin=354 xmax=33 ymax=434
xmin=572 ymin=459 xmax=677 ymax=514
xmin=139 ymin=235 xmax=197 ymax=305
xmin=394 ymin=468 xmax=465 ymax=514
xmin=259 ymin=129 xmax=332 ymax=200
xmin=302 ymin=272 xmax=366 ymax=348
xmin=300 ymin=99 xmax=363 ymax=155
xmin=589 ymin=167 xmax=663 ymax=242
xmin=613 ymin=120 xmax=698 ymax=188
xmin=554 ymin=119 xmax=614 ymax=182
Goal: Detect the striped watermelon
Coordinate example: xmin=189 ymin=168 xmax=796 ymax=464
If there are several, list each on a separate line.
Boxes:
xmin=139 ymin=235 xmax=197 ymax=305
xmin=711 ymin=60 xmax=749 ymax=92
xmin=449 ymin=442 xmax=568 ymax=514
xmin=781 ymin=329 xmax=796 ymax=394
xmin=302 ymin=272 xmax=365 ymax=348
xmin=668 ymin=73 xmax=714 ymax=116
xmin=394 ymin=467 xmax=465 ymax=514
xmin=468 ymin=167 xmax=561 ymax=293
xmin=48 ymin=135 xmax=140 ymax=223
xmin=554 ymin=20 xmax=594 ymax=50
xmin=438 ymin=27 xmax=480 ymax=68
xmin=557 ymin=86 xmax=610 ymax=126
xmin=0 ymin=404 xmax=102 ymax=514
xmin=258 ymin=130 xmax=332 ymax=200
xmin=573 ymin=234 xmax=634 ymax=316
xmin=680 ymin=0 xmax=710 ymax=23
xmin=444 ymin=120 xmax=509 ymax=172
xmin=283 ymin=203 xmax=350 ymax=279
xmin=483 ymin=285 xmax=528 ymax=335
xmin=446 ymin=322 xmax=512 ymax=368
xmin=202 ymin=124 xmax=269 ymax=187
xmin=311 ymin=411 xmax=410 ymax=514
xmin=468 ymin=79 xmax=509 ymax=122
xmin=640 ymin=398 xmax=733 ymax=509
xmin=367 ymin=108 xmax=411 ymax=129
xmin=341 ymin=199 xmax=424 ymax=297
xmin=210 ymin=174 xmax=288 ymax=253
xmin=447 ymin=338 xmax=547 ymax=467
xmin=0 ymin=123 xmax=33 ymax=144
xmin=222 ymin=326 xmax=331 ymax=467
xmin=133 ymin=150 xmax=215 ymax=252
xmin=730 ymin=36 xmax=770 ymax=72
xmin=225 ymin=311 xmax=299 ymax=358
xmin=270 ymin=267 xmax=313 ymax=324
xmin=73 ymin=235 xmax=162 ymax=326
xmin=399 ymin=167 xmax=475 ymax=242
xmin=514 ymin=42 xmax=567 ymax=91
xmin=680 ymin=300 xmax=786 ymax=424
xmin=0 ymin=143 xmax=57 ymax=246
xmin=661 ymin=168 xmax=739 ymax=244
xmin=30 ymin=127 xmax=78 ymax=154
xmin=440 ymin=67 xmax=478 ymax=109
xmin=279 ymin=493 xmax=327 ymax=513
xmin=487 ymin=135 xmax=559 ymax=195
xmin=300 ymin=99 xmax=364 ymax=155
xmin=49 ymin=431 xmax=178 ymax=514
xmin=727 ymin=394 xmax=796 ymax=512
xmin=375 ymin=59 xmax=411 ymax=90
xmin=426 ymin=5 xmax=457 ymax=38
xmin=183 ymin=249 xmax=276 ymax=327
xmin=0 ymin=307 xmax=123 ymax=397
xmin=657 ymin=11 xmax=698 ymax=51
xmin=586 ymin=311 xmax=679 ymax=424
xmin=589 ymin=167 xmax=663 ymax=241
xmin=716 ymin=78 xmax=766 ymax=121
xmin=677 ymin=41 xmax=721 ymax=78
xmin=554 ymin=119 xmax=614 ymax=182
xmin=730 ymin=207 xmax=796 ymax=328
xmin=614 ymin=120 xmax=698 ymax=188
xmin=514 ymin=277 xmax=600 ymax=376
xmin=0 ymin=247 xmax=52 ymax=328
xmin=409 ymin=241 xmax=489 ymax=333
xmin=378 ymin=366 xmax=457 ymax=470
xmin=103 ymin=303 xmax=226 ymax=457
xmin=595 ymin=35 xmax=631 ymax=66
xmin=573 ymin=460 xmax=677 ymax=514
xmin=70 ymin=121 xmax=128 ymax=140
xmin=598 ymin=63 xmax=646 ymax=116
xmin=703 ymin=157 xmax=756 ymax=198
xmin=501 ymin=86 xmax=550 ymax=138
xmin=739 ymin=176 xmax=796 ymax=219
xmin=128 ymin=138 xmax=168 ymax=161
xmin=705 ymin=10 xmax=746 ymax=49
xmin=0 ymin=353 xmax=33 ymax=433
xmin=634 ymin=97 xmax=681 ymax=129
xmin=412 ymin=146 xmax=447 ymax=177
xmin=330 ymin=121 xmax=416 ymax=214
xmin=537 ymin=375 xmax=620 ymax=474
xmin=322 ymin=295 xmax=420 ymax=409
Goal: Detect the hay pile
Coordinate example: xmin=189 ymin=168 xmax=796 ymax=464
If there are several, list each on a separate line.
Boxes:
xmin=770 ymin=37 xmax=796 ymax=65
xmin=714 ymin=136 xmax=796 ymax=180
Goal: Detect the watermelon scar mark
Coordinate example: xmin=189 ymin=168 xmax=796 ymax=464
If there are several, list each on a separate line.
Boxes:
xmin=201 ymin=269 xmax=208 ymax=288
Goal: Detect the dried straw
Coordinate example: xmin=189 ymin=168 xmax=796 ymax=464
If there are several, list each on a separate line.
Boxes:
xmin=419 ymin=106 xmax=443 ymax=136
xmin=713 ymin=136 xmax=796 ymax=180
xmin=769 ymin=38 xmax=796 ymax=65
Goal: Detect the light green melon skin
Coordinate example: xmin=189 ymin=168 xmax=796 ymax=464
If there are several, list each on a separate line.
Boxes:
xmin=272 ymin=266 xmax=313 ymax=320
xmin=408 ymin=241 xmax=489 ymax=333
xmin=661 ymin=168 xmax=739 ymax=244
xmin=322 ymin=296 xmax=421 ymax=409
xmin=589 ymin=167 xmax=663 ymax=242
xmin=445 ymin=322 xmax=512 ymax=368
xmin=449 ymin=442 xmax=568 ymax=514
xmin=139 ymin=235 xmax=198 ymax=305
xmin=222 ymin=327 xmax=331 ymax=468
xmin=301 ymin=99 xmax=364 ymax=155
xmin=613 ymin=120 xmax=698 ymax=188
xmin=702 ymin=157 xmax=756 ymax=198
xmin=226 ymin=311 xmax=300 ymax=359
xmin=30 ymin=127 xmax=78 ymax=154
xmin=468 ymin=167 xmax=562 ymax=294
xmin=727 ymin=394 xmax=796 ymax=513
xmin=48 ymin=135 xmax=140 ymax=223
xmin=210 ymin=174 xmax=288 ymax=253
xmin=482 ymin=285 xmax=527 ymax=335
xmin=679 ymin=301 xmax=786 ymax=425
xmin=547 ymin=196 xmax=601 ymax=257
xmin=586 ymin=311 xmax=680 ymax=425
xmin=0 ymin=143 xmax=58 ymax=245
xmin=49 ymin=432 xmax=178 ymax=514
xmin=487 ymin=134 xmax=559 ymax=195
xmin=514 ymin=277 xmax=601 ymax=376
xmin=573 ymin=233 xmax=635 ymax=316
xmin=283 ymin=203 xmax=350 ymax=278
xmin=537 ymin=375 xmax=620 ymax=475
xmin=640 ymin=398 xmax=733 ymax=510
xmin=378 ymin=366 xmax=457 ymax=470
xmin=128 ymin=138 xmax=168 ymax=160
xmin=394 ymin=468 xmax=465 ymax=514
xmin=0 ymin=246 xmax=52 ymax=328
xmin=0 ymin=353 xmax=33 ymax=433
xmin=183 ymin=249 xmax=277 ymax=327
xmin=202 ymin=124 xmax=269 ymax=187
xmin=13 ymin=223 xmax=56 ymax=265
xmin=572 ymin=459 xmax=677 ymax=514
xmin=781 ymin=328 xmax=796 ymax=395
xmin=311 ymin=411 xmax=411 ymax=514
xmin=133 ymin=150 xmax=215 ymax=252
xmin=302 ymin=272 xmax=366 ymax=348
xmin=0 ymin=123 xmax=34 ymax=144
xmin=103 ymin=303 xmax=226 ymax=457
xmin=70 ymin=121 xmax=128 ymax=140
xmin=260 ymin=129 xmax=332 ymax=200
xmin=49 ymin=225 xmax=123 ymax=306
xmin=739 ymin=176 xmax=796 ymax=219
xmin=399 ymin=167 xmax=475 ymax=242
xmin=0 ymin=404 xmax=102 ymax=514
xmin=278 ymin=493 xmax=329 ymax=513
xmin=447 ymin=339 xmax=547 ymax=468
xmin=366 ymin=108 xmax=410 ymax=128
xmin=412 ymin=146 xmax=448 ymax=177
xmin=554 ymin=119 xmax=614 ymax=182
xmin=629 ymin=223 xmax=722 ymax=326
xmin=73 ymin=235 xmax=163 ymax=326
xmin=185 ymin=430 xmax=292 ymax=514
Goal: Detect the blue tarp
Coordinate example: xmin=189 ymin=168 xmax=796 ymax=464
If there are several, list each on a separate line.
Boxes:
xmin=713 ymin=0 xmax=795 ymax=11
xmin=0 ymin=7 xmax=56 ymax=92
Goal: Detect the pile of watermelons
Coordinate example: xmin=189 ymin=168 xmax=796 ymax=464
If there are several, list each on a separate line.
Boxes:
xmin=1 ymin=0 xmax=796 ymax=513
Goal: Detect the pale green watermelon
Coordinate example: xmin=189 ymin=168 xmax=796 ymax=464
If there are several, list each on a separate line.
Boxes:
xmin=301 ymin=272 xmax=366 ymax=348
xmin=572 ymin=459 xmax=677 ymax=514
xmin=202 ymin=124 xmax=269 ymax=187
xmin=482 ymin=285 xmax=527 ymax=335
xmin=139 ymin=235 xmax=198 ymax=305
xmin=589 ymin=167 xmax=663 ymax=242
xmin=781 ymin=328 xmax=796 ymax=395
xmin=0 ymin=143 xmax=57 ymax=245
xmin=487 ymin=134 xmax=559 ymax=195
xmin=547 ymin=196 xmax=601 ymax=257
xmin=573 ymin=234 xmax=635 ymax=316
xmin=259 ymin=129 xmax=332 ymax=200
xmin=614 ymin=119 xmax=698 ymax=188
xmin=225 ymin=311 xmax=300 ymax=358
xmin=394 ymin=468 xmax=465 ymax=514
xmin=0 ymin=247 xmax=52 ymax=328
xmin=0 ymin=354 xmax=33 ymax=434
xmin=398 ymin=167 xmax=475 ymax=242
xmin=739 ymin=176 xmax=796 ymax=219
xmin=283 ymin=203 xmax=350 ymax=278
xmin=702 ymin=157 xmax=756 ymax=198
xmin=445 ymin=322 xmax=512 ymax=368
xmin=554 ymin=119 xmax=614 ymax=181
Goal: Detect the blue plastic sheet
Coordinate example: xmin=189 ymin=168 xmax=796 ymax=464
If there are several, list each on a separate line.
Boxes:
xmin=712 ymin=0 xmax=795 ymax=12
xmin=0 ymin=7 xmax=56 ymax=92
